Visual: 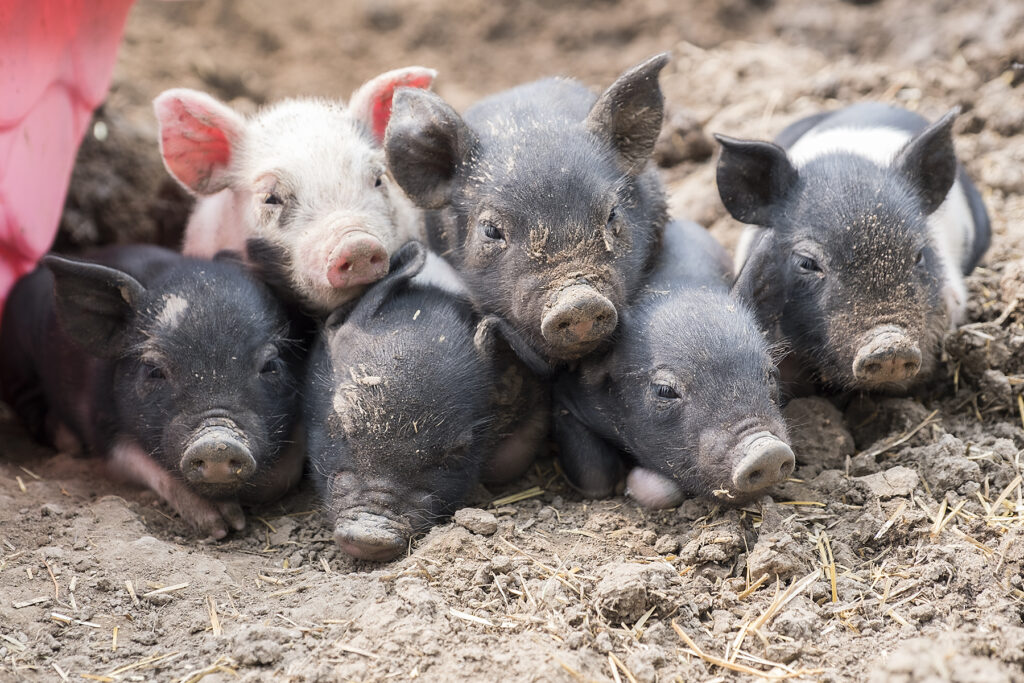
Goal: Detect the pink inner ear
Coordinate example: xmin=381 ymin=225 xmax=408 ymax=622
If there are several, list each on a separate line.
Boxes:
xmin=159 ymin=98 xmax=235 ymax=193
xmin=368 ymin=73 xmax=435 ymax=142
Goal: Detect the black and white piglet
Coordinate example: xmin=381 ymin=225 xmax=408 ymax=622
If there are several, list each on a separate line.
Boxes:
xmin=306 ymin=241 xmax=548 ymax=562
xmin=717 ymin=103 xmax=990 ymax=392
xmin=0 ymin=246 xmax=303 ymax=538
xmin=553 ymin=220 xmax=794 ymax=508
xmin=385 ymin=54 xmax=670 ymax=364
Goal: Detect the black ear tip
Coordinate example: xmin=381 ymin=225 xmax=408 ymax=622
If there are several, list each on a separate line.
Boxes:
xmin=645 ymin=52 xmax=671 ymax=72
xmin=41 ymin=254 xmax=73 ymax=270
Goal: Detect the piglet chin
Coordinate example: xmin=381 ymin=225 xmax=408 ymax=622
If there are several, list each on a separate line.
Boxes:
xmin=626 ymin=467 xmax=685 ymax=509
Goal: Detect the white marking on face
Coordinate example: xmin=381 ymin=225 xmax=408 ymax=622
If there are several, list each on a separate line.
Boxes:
xmin=157 ymin=294 xmax=189 ymax=329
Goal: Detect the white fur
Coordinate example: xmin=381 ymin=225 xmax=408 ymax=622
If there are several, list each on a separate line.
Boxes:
xmin=161 ymin=80 xmax=430 ymax=314
xmin=737 ymin=125 xmax=975 ymax=325
xmin=411 ymin=252 xmax=470 ymax=298
xmin=156 ymin=293 xmax=189 ymax=329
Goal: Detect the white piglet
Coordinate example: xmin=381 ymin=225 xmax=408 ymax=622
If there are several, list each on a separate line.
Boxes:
xmin=154 ymin=67 xmax=435 ymax=314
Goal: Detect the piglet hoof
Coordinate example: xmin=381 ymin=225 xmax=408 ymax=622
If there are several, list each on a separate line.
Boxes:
xmin=179 ymin=498 xmax=245 ymax=540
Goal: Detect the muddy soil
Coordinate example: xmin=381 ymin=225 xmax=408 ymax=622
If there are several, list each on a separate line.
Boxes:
xmin=3 ymin=0 xmax=1024 ymax=681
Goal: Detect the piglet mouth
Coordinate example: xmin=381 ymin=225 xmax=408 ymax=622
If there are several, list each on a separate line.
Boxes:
xmin=333 ymin=511 xmax=409 ymax=562
xmin=180 ymin=418 xmax=256 ymax=487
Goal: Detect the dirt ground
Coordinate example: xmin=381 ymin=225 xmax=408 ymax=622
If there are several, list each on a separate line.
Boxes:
xmin=3 ymin=0 xmax=1024 ymax=680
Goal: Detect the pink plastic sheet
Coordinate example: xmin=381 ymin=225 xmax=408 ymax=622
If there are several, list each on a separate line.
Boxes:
xmin=0 ymin=0 xmax=136 ymax=320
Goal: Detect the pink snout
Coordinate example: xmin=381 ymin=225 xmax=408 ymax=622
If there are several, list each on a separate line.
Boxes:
xmin=325 ymin=232 xmax=389 ymax=289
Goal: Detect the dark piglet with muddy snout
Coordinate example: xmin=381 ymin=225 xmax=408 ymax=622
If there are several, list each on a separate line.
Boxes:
xmin=0 ymin=246 xmax=304 ymax=538
xmin=553 ymin=220 xmax=793 ymax=508
xmin=717 ymin=103 xmax=991 ymax=393
xmin=306 ymin=241 xmax=548 ymax=562
xmin=385 ymin=54 xmax=670 ymax=365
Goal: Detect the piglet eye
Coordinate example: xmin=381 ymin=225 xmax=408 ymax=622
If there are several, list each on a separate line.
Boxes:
xmin=264 ymin=193 xmax=283 ymax=206
xmin=374 ymin=174 xmax=384 ymax=189
xmin=654 ymin=383 xmax=680 ymax=400
xmin=795 ymin=253 xmax=822 ymax=274
xmin=142 ymin=362 xmax=166 ymax=381
xmin=259 ymin=348 xmax=282 ymax=375
xmin=607 ymin=205 xmax=618 ymax=225
xmin=480 ymin=220 xmax=505 ymax=242
xmin=914 ymin=249 xmax=924 ymax=266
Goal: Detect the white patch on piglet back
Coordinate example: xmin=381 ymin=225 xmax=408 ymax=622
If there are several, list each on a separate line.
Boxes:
xmin=787 ymin=126 xmax=911 ymax=167
xmin=929 ymin=179 xmax=973 ymax=326
xmin=412 ymin=252 xmax=470 ymax=298
xmin=157 ymin=294 xmax=190 ymax=329
xmin=788 ymin=125 xmax=974 ymax=327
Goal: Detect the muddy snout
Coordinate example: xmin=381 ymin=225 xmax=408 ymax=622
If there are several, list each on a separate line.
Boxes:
xmin=541 ymin=284 xmax=617 ymax=352
xmin=732 ymin=431 xmax=794 ymax=494
xmin=334 ymin=512 xmax=407 ymax=561
xmin=852 ymin=325 xmax=922 ymax=384
xmin=180 ymin=420 xmax=256 ymax=486
xmin=326 ymin=231 xmax=389 ymax=289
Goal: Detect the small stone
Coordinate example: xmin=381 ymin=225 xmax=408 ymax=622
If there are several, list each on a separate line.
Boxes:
xmin=453 ymin=508 xmax=498 ymax=535
xmin=654 ymin=535 xmax=679 ymax=555
xmin=40 ymin=503 xmax=66 ymax=517
xmin=856 ymin=466 xmax=920 ymax=499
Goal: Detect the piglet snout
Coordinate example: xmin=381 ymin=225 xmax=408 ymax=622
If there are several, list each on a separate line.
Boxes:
xmin=334 ymin=513 xmax=407 ymax=562
xmin=731 ymin=431 xmax=794 ymax=494
xmin=181 ymin=425 xmax=257 ymax=485
xmin=326 ymin=232 xmax=389 ymax=289
xmin=852 ymin=326 xmax=922 ymax=384
xmin=541 ymin=285 xmax=617 ymax=350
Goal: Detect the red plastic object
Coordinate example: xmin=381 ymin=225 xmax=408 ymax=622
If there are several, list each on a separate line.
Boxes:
xmin=0 ymin=0 xmax=136 ymax=320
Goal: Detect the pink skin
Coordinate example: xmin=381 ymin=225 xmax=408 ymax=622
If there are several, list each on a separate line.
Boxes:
xmin=325 ymin=231 xmax=389 ymax=289
xmin=107 ymin=438 xmax=245 ymax=540
xmin=154 ymin=67 xmax=435 ymax=313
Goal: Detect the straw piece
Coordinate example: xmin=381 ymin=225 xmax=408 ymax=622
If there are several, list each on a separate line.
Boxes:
xmin=142 ymin=582 xmax=189 ymax=598
xmin=450 ymin=607 xmax=494 ymax=627
xmin=207 ymin=595 xmax=222 ymax=637
xmin=609 ymin=652 xmax=639 ymax=683
xmin=490 ymin=486 xmax=544 ymax=507
xmin=125 ymin=580 xmax=140 ymax=607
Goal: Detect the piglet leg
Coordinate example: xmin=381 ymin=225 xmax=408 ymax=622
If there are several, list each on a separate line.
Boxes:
xmin=107 ymin=438 xmax=245 ymax=539
xmin=552 ymin=400 xmax=623 ymax=498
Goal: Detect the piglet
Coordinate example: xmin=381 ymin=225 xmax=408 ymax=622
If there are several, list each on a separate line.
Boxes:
xmin=717 ymin=103 xmax=991 ymax=392
xmin=553 ymin=220 xmax=793 ymax=508
xmin=154 ymin=67 xmax=435 ymax=314
xmin=0 ymin=246 xmax=303 ymax=538
xmin=306 ymin=241 xmax=548 ymax=561
xmin=385 ymin=55 xmax=670 ymax=364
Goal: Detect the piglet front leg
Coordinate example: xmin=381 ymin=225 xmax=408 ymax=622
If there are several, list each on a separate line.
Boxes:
xmin=107 ymin=439 xmax=245 ymax=539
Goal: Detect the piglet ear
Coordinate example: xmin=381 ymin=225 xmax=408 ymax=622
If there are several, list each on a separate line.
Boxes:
xmin=585 ymin=53 xmax=669 ymax=175
xmin=893 ymin=108 xmax=959 ymax=216
xmin=44 ymin=255 xmax=146 ymax=358
xmin=731 ymin=230 xmax=783 ymax=333
xmin=474 ymin=315 xmax=553 ymax=379
xmin=385 ymin=88 xmax=476 ymax=209
xmin=715 ymin=134 xmax=798 ymax=227
xmin=349 ymin=66 xmax=438 ymax=144
xmin=347 ymin=240 xmax=428 ymax=325
xmin=153 ymin=88 xmax=245 ymax=195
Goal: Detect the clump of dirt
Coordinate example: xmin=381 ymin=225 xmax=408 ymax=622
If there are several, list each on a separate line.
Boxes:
xmin=3 ymin=0 xmax=1024 ymax=681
